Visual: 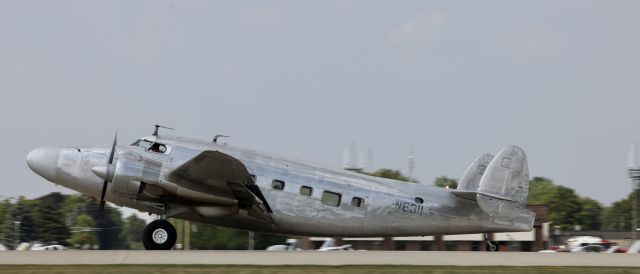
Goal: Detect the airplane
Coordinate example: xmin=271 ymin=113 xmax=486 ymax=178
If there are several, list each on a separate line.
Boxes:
xmin=26 ymin=125 xmax=535 ymax=251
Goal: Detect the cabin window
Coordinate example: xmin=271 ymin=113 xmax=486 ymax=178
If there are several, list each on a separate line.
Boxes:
xmin=321 ymin=191 xmax=341 ymax=207
xmin=300 ymin=186 xmax=313 ymax=196
xmin=271 ymin=180 xmax=285 ymax=190
xmin=415 ymin=197 xmax=424 ymax=204
xmin=351 ymin=197 xmax=365 ymax=207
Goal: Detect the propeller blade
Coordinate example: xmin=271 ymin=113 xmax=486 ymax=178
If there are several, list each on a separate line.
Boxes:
xmin=107 ymin=131 xmax=117 ymax=164
xmin=98 ymin=200 xmax=106 ymax=218
xmin=98 ymin=131 xmax=118 ymax=218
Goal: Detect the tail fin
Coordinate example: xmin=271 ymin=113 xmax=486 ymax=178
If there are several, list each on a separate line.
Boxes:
xmin=457 ymin=154 xmax=494 ymax=191
xmin=477 ymin=146 xmax=533 ymax=222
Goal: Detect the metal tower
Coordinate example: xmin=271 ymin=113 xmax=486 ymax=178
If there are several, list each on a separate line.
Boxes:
xmin=628 ymin=144 xmax=640 ymax=240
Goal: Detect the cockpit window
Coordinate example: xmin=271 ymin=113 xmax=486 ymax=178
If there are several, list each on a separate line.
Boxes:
xmin=131 ymin=139 xmax=154 ymax=150
xmin=131 ymin=139 xmax=169 ymax=154
xmin=149 ymin=143 xmax=168 ymax=153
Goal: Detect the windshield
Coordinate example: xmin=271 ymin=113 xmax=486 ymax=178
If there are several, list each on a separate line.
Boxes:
xmin=131 ymin=139 xmax=154 ymax=150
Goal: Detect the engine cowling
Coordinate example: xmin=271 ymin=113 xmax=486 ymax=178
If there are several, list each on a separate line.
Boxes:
xmin=111 ymin=152 xmax=147 ymax=198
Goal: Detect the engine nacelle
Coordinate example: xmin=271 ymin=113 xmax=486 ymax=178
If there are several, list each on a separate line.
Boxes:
xmin=110 ymin=152 xmax=147 ymax=197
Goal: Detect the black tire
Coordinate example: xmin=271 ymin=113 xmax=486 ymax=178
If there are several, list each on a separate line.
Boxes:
xmin=486 ymin=241 xmax=500 ymax=252
xmin=143 ymin=219 xmax=177 ymax=250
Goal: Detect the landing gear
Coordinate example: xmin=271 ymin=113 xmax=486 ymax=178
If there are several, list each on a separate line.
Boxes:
xmin=485 ymin=241 xmax=500 ymax=251
xmin=143 ymin=219 xmax=177 ymax=250
xmin=484 ymin=233 xmax=500 ymax=252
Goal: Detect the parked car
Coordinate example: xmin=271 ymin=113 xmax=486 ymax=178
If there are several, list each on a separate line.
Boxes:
xmin=31 ymin=245 xmax=67 ymax=251
xmin=266 ymin=239 xmax=303 ymax=251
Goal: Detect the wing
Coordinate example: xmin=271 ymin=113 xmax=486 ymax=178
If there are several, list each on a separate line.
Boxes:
xmin=167 ymin=150 xmax=273 ymax=223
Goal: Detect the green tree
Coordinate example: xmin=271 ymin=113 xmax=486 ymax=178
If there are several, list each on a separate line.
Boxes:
xmin=62 ymin=194 xmax=88 ymax=227
xmin=433 ymin=176 xmax=458 ymax=189
xmin=122 ymin=214 xmax=147 ymax=249
xmin=0 ymin=199 xmax=12 ymax=238
xmin=602 ymin=199 xmax=631 ymax=231
xmin=601 ymin=190 xmax=639 ymax=231
xmin=68 ymin=214 xmax=97 ymax=249
xmin=34 ymin=196 xmax=70 ymax=245
xmin=527 ymin=177 xmax=557 ymax=204
xmin=367 ymin=168 xmax=415 ymax=182
xmin=2 ymin=197 xmax=38 ymax=247
xmin=576 ymin=197 xmax=603 ymax=230
xmin=85 ymin=200 xmax=126 ymax=250
xmin=190 ymin=224 xmax=248 ymax=250
xmin=548 ymin=186 xmax=581 ymax=230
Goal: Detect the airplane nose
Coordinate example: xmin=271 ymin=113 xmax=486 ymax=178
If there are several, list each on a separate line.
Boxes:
xmin=26 ymin=147 xmax=60 ymax=182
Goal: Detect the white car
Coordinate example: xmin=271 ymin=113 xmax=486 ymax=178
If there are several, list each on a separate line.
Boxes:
xmin=31 ymin=245 xmax=67 ymax=251
xmin=316 ymin=238 xmax=354 ymax=251
xmin=266 ymin=239 xmax=303 ymax=251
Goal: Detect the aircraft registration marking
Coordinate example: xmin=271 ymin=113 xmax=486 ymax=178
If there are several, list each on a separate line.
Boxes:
xmin=392 ymin=200 xmax=425 ymax=215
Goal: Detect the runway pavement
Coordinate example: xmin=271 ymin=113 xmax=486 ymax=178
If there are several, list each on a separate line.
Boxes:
xmin=0 ymin=251 xmax=639 ymax=267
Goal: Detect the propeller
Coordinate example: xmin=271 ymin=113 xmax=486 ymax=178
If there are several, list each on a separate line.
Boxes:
xmin=98 ymin=131 xmax=118 ymax=218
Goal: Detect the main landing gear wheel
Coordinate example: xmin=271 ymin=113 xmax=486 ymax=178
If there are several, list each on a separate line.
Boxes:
xmin=485 ymin=241 xmax=500 ymax=251
xmin=143 ymin=219 xmax=177 ymax=250
xmin=483 ymin=233 xmax=499 ymax=252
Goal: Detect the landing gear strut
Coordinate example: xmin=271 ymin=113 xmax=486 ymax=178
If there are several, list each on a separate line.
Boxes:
xmin=143 ymin=219 xmax=177 ymax=250
xmin=484 ymin=233 xmax=499 ymax=252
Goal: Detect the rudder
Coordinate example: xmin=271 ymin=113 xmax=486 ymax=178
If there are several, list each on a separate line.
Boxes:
xmin=477 ymin=146 xmax=532 ymax=221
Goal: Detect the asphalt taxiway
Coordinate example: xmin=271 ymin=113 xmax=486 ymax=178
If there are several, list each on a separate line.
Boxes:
xmin=0 ymin=251 xmax=638 ymax=267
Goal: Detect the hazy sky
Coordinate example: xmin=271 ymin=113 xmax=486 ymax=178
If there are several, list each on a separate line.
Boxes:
xmin=1 ymin=1 xmax=640 ymax=206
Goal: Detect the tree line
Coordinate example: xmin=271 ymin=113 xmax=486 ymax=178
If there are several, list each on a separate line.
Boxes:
xmin=0 ymin=192 xmax=147 ymax=249
xmin=526 ymin=177 xmax=639 ymax=231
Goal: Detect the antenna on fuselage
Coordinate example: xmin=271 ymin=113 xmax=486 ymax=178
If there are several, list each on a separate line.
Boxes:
xmin=213 ymin=135 xmax=229 ymax=143
xmin=408 ymin=145 xmax=415 ymax=180
xmin=153 ymin=124 xmax=175 ymax=136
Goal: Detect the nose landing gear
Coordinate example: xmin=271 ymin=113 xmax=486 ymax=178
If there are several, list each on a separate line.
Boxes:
xmin=142 ymin=219 xmax=177 ymax=250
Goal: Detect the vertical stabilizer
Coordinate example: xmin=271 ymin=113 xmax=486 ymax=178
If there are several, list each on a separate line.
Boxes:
xmin=457 ymin=154 xmax=494 ymax=191
xmin=477 ymin=146 xmax=533 ymax=223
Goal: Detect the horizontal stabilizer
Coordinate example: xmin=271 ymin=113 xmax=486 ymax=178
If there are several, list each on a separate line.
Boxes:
xmin=451 ymin=190 xmax=477 ymax=201
xmin=478 ymin=191 xmax=518 ymax=202
xmin=452 ymin=190 xmax=518 ymax=203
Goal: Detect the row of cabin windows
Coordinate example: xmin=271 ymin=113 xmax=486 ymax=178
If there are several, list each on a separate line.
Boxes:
xmin=268 ymin=178 xmax=422 ymax=206
xmin=270 ymin=179 xmax=365 ymax=208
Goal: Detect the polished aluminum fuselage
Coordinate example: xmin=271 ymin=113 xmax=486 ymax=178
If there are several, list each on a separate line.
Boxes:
xmin=42 ymin=136 xmax=531 ymax=237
